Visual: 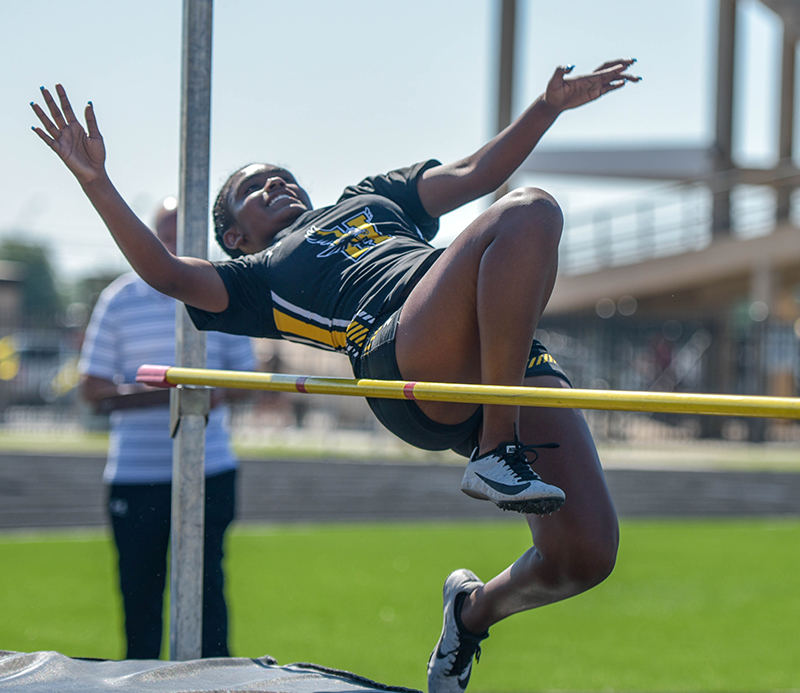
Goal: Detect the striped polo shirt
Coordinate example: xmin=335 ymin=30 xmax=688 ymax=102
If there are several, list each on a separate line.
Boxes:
xmin=79 ymin=274 xmax=256 ymax=484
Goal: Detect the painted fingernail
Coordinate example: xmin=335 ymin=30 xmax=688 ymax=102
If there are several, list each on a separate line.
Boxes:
xmin=88 ymin=101 xmax=93 ymax=106
xmin=566 ymin=64 xmax=575 ymax=70
xmin=29 ymin=102 xmax=34 ymax=107
xmin=39 ymin=86 xmax=45 ymax=91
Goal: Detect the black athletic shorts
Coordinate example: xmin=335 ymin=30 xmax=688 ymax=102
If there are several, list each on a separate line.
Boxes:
xmin=350 ymin=307 xmax=571 ymax=457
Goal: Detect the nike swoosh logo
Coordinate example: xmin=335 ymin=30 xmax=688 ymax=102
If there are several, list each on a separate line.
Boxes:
xmin=474 ymin=473 xmax=531 ymax=496
xmin=456 ymin=663 xmax=472 ymax=691
xmin=433 ymin=644 xmax=472 ymax=687
xmin=457 ymin=664 xmax=472 ymax=689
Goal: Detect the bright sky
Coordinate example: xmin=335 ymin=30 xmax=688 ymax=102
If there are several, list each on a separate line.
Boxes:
xmin=0 ymin=0 xmax=786 ymax=279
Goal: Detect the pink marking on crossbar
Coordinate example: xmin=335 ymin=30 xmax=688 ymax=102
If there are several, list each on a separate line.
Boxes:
xmin=135 ymin=365 xmax=175 ymax=388
xmin=296 ymin=377 xmax=309 ymax=393
xmin=403 ymin=382 xmax=418 ymax=400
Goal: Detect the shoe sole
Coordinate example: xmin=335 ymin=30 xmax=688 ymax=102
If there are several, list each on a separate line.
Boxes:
xmin=462 ymin=488 xmax=565 ymax=515
xmin=497 ymin=496 xmax=565 ymax=514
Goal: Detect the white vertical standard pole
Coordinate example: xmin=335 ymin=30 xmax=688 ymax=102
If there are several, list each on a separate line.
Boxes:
xmin=170 ymin=0 xmax=213 ymax=662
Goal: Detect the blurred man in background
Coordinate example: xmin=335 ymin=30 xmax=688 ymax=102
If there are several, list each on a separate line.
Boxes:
xmin=79 ymin=198 xmax=255 ymax=659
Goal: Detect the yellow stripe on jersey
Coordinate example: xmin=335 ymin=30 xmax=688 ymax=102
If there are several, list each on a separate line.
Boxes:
xmin=527 ymin=353 xmax=556 ymax=369
xmin=273 ymin=309 xmax=348 ymax=350
xmin=346 ymin=322 xmax=370 ymax=348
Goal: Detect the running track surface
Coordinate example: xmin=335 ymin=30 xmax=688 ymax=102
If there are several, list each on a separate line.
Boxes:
xmin=1 ymin=454 xmax=798 ymax=529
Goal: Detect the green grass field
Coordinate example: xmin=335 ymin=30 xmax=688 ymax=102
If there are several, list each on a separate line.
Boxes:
xmin=1 ymin=519 xmax=798 ymax=691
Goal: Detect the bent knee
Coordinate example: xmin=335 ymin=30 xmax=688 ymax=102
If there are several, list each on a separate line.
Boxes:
xmin=567 ymin=541 xmax=618 ymax=592
xmin=497 ymin=187 xmax=563 ymax=245
xmin=539 ymin=534 xmax=619 ymax=597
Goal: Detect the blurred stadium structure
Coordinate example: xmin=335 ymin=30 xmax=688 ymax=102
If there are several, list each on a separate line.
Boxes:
xmin=1 ymin=0 xmax=799 ymax=446
xmin=525 ymin=0 xmax=800 ymax=443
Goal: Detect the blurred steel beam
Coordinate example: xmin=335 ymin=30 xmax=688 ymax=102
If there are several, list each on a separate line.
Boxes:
xmin=496 ymin=0 xmax=516 ymax=135
xmin=777 ymin=12 xmax=797 ymax=220
xmin=494 ymin=0 xmax=517 ymax=201
xmin=521 ymin=145 xmax=717 ymax=180
xmin=521 ymin=145 xmax=800 ymax=186
xmin=713 ymin=0 xmax=737 ymax=235
xmin=759 ymin=0 xmax=800 ymax=37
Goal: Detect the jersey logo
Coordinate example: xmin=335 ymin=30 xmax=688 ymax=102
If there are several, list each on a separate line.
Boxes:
xmin=305 ymin=207 xmax=391 ymax=262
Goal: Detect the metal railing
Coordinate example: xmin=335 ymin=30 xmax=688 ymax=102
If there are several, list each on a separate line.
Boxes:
xmin=559 ymin=168 xmax=798 ymax=276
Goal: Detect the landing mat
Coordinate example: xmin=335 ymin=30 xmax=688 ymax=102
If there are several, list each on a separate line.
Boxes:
xmin=0 ymin=651 xmax=421 ymax=692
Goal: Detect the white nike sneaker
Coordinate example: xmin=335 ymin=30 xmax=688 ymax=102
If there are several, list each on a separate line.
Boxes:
xmin=427 ymin=569 xmax=488 ymax=693
xmin=461 ymin=436 xmax=565 ymax=514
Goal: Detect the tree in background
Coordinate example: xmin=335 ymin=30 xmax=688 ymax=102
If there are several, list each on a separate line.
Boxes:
xmin=0 ymin=239 xmax=63 ymax=328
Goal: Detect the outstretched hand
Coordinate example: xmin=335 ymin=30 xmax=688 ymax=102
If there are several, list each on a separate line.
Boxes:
xmin=544 ymin=59 xmax=640 ymax=112
xmin=31 ymin=85 xmax=106 ymax=186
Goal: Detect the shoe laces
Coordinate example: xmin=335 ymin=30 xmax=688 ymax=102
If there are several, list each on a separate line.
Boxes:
xmin=496 ymin=433 xmax=559 ymax=482
xmin=446 ymin=622 xmax=487 ymax=676
xmin=449 ymin=591 xmax=489 ymax=675
xmin=449 ymin=630 xmax=484 ymax=674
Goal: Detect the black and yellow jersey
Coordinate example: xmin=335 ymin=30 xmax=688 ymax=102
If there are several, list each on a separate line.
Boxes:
xmin=187 ymin=160 xmax=443 ymax=358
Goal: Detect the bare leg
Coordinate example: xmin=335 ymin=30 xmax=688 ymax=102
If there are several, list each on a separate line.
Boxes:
xmin=396 ymin=188 xmax=616 ymax=632
xmin=459 ymin=376 xmax=619 ymax=633
xmin=396 ymin=187 xmax=562 ymax=453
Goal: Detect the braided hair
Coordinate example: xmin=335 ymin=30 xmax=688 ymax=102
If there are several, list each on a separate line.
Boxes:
xmin=213 ymin=164 xmax=268 ymax=258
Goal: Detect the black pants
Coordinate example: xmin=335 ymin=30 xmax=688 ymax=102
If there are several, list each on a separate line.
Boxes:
xmin=108 ymin=469 xmax=236 ymax=659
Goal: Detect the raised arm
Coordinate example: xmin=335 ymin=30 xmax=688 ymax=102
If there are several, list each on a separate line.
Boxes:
xmin=418 ymin=59 xmax=640 ymax=218
xmin=31 ymin=85 xmax=229 ymax=313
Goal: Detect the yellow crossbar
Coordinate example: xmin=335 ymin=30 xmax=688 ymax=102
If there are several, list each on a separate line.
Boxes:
xmin=136 ymin=365 xmax=800 ymax=420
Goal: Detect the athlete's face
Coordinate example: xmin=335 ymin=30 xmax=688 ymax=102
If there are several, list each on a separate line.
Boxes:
xmin=223 ymin=164 xmax=312 ymax=253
